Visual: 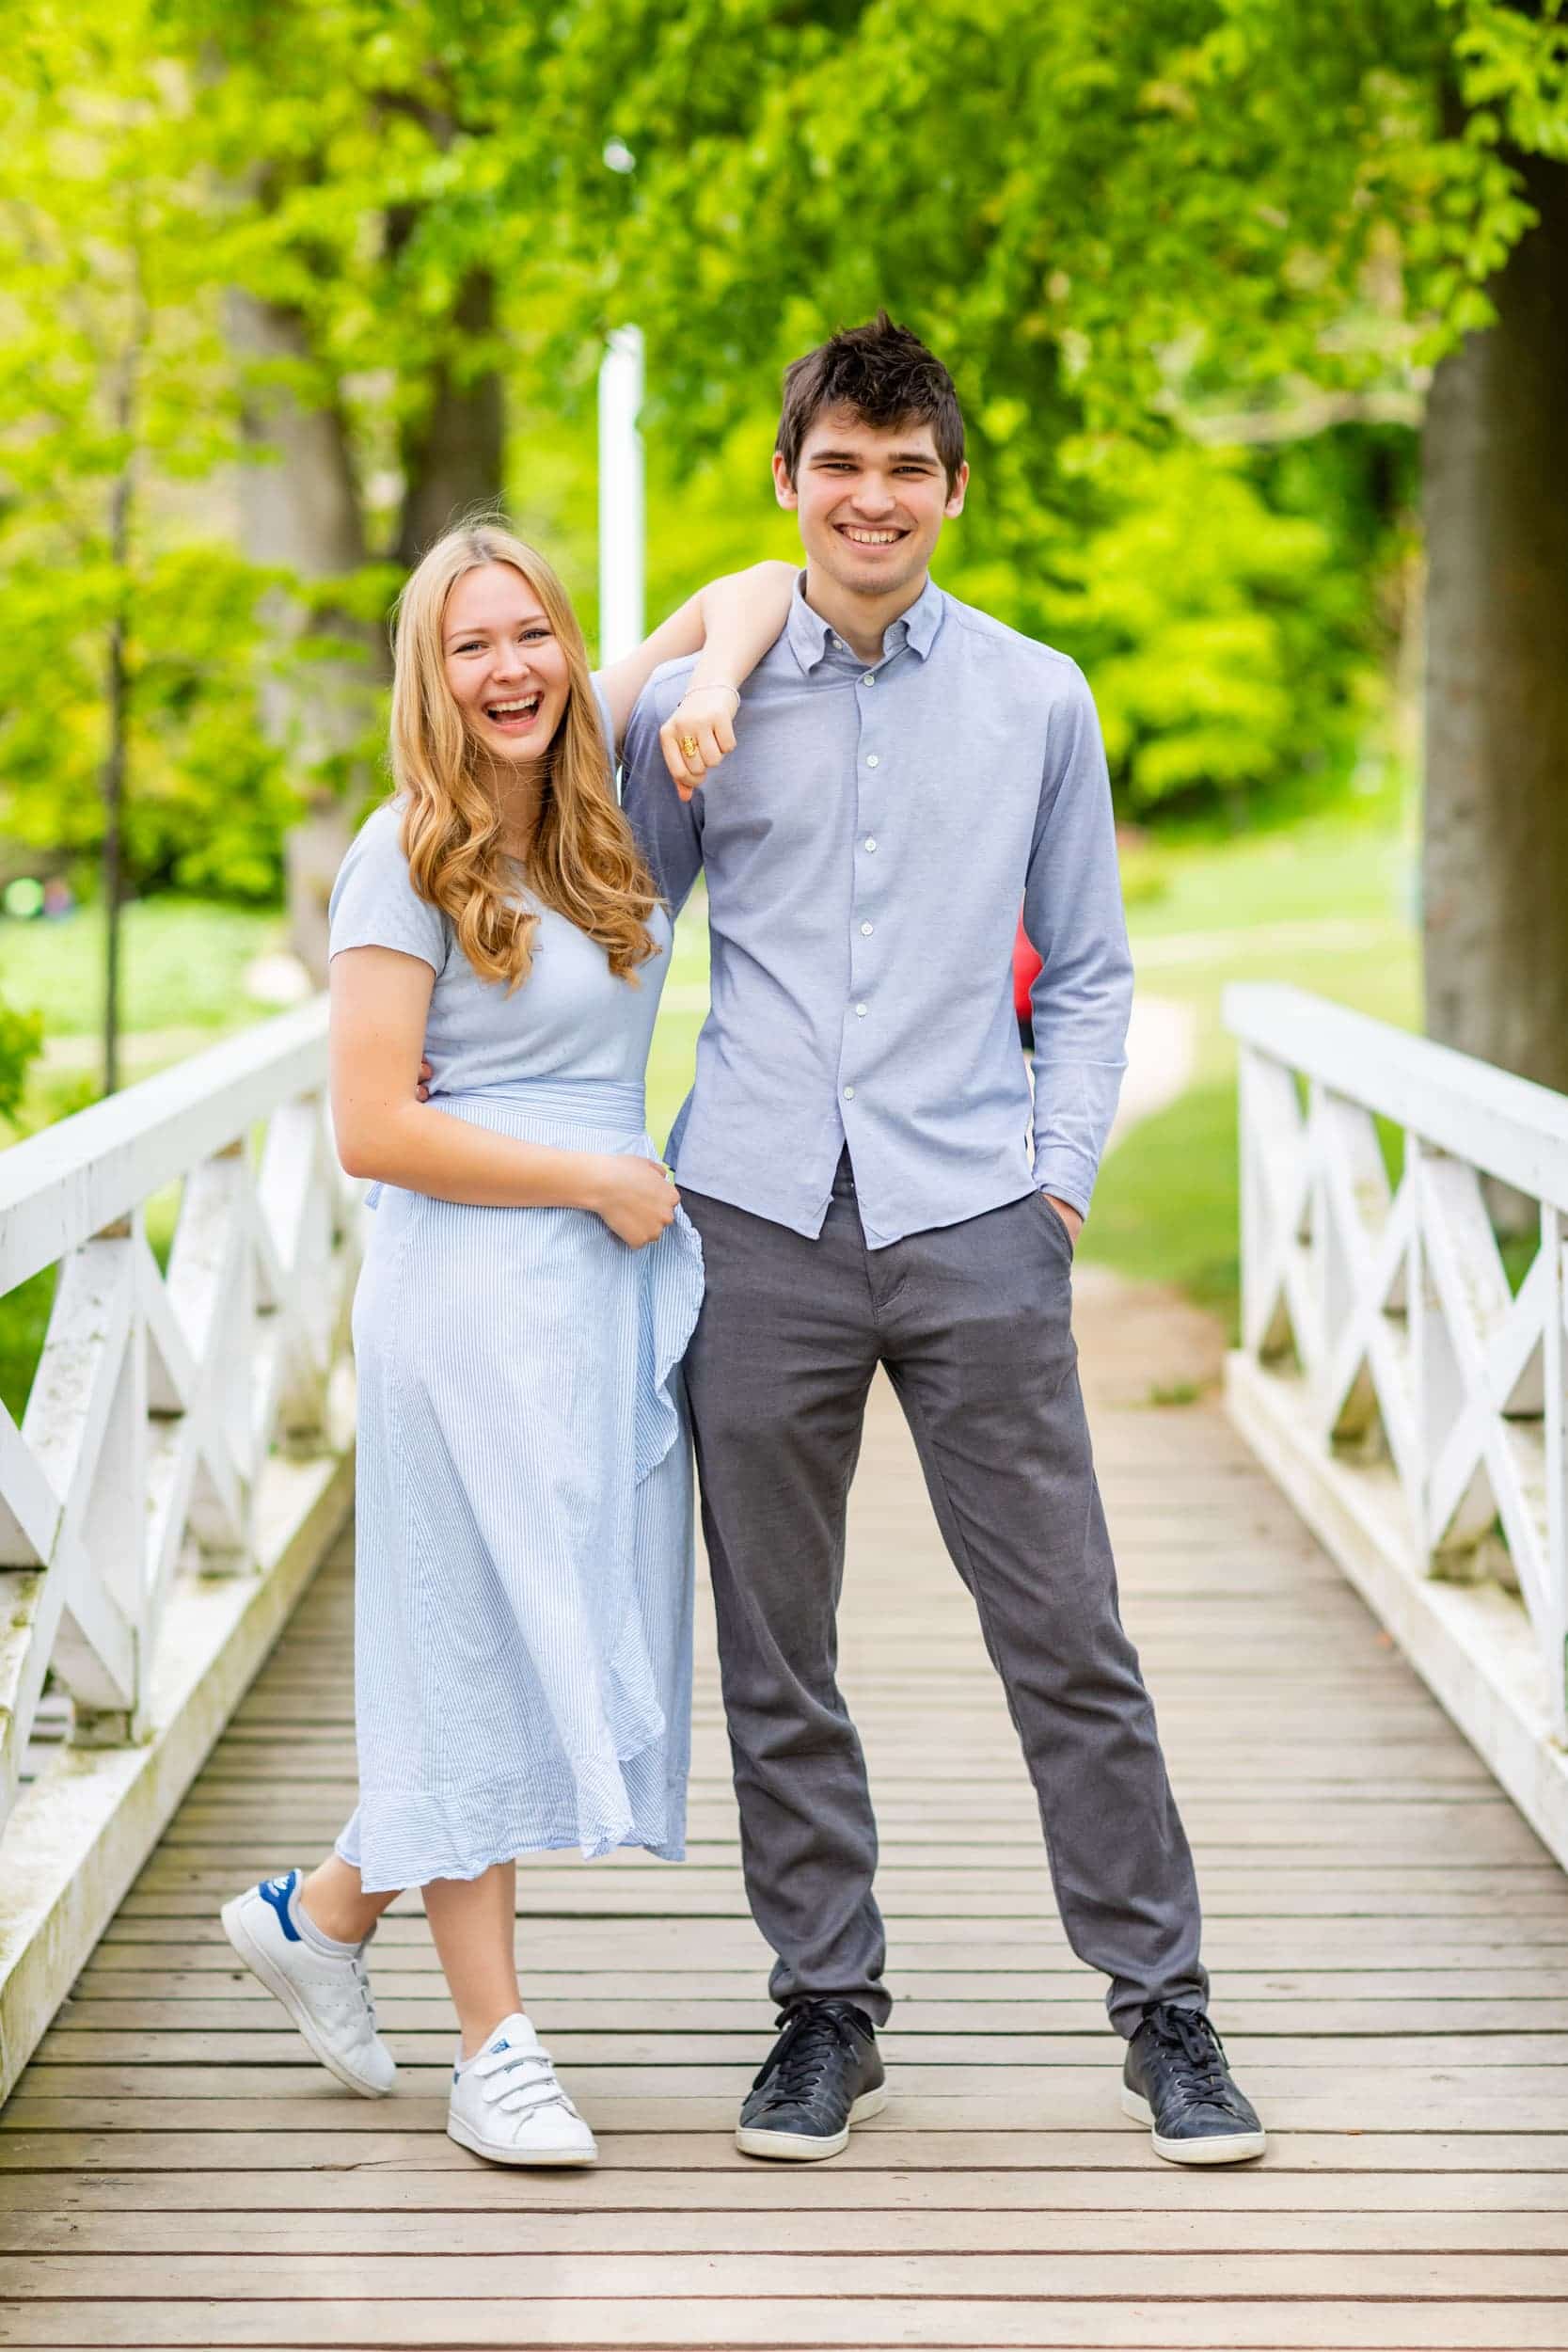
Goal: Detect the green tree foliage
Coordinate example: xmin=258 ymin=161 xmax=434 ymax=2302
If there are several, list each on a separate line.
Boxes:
xmin=551 ymin=0 xmax=1564 ymax=425
xmin=0 ymin=3 xmax=295 ymax=907
xmin=535 ymin=0 xmax=1564 ymax=819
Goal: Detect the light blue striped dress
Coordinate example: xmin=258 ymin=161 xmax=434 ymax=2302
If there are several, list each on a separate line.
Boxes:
xmin=328 ymin=702 xmax=701 ymax=1892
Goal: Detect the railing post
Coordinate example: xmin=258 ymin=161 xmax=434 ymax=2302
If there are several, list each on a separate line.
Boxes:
xmin=1236 ymin=1044 xmax=1259 ymax=1363
xmin=1544 ymin=1202 xmax=1568 ymax=1746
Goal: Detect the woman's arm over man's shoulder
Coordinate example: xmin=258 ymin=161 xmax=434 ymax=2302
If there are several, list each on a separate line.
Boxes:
xmin=619 ymin=665 xmax=707 ymax=917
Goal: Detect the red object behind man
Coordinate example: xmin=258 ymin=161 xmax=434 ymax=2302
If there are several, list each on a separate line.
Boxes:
xmin=1013 ymin=916 xmax=1042 ymax=1049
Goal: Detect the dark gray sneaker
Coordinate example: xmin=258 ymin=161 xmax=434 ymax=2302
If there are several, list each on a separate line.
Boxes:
xmin=736 ymin=1998 xmax=887 ymax=2161
xmin=1122 ymin=2002 xmax=1266 ymax=2165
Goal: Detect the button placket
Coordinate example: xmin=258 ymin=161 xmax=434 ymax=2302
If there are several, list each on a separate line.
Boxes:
xmin=846 ymin=694 xmax=887 ymax=1119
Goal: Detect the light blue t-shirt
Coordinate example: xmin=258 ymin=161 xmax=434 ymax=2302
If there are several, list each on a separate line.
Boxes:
xmin=327 ymin=679 xmax=671 ymax=1103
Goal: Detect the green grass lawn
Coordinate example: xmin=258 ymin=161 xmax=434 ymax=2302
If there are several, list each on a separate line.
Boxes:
xmin=0 ymin=898 xmax=285 ymax=1039
xmin=1078 ymin=808 xmax=1420 ymax=1335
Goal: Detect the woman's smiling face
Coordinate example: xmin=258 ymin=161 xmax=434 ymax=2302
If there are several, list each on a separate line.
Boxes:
xmin=441 ymin=563 xmax=571 ymax=766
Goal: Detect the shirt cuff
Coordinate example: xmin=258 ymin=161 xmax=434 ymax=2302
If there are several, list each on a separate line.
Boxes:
xmin=1031 ymin=1154 xmax=1095 ymax=1224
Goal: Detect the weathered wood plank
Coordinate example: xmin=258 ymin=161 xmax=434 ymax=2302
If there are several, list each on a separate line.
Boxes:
xmin=8 ymin=2209 xmax=1568 ymax=2256
xmin=5 ymin=2166 xmax=1568 ymax=2214
xmin=25 ymin=2026 xmax=1568 ymax=2070
xmin=49 ymin=1994 xmax=1568 ymax=2033
xmin=8 ymin=2083 xmax=1568 ymax=2131
xmin=8 ymin=2249 xmax=1568 ymax=2297
xmin=5 ymin=1297 xmax=1567 ymax=2351
xmin=4 ymin=2298 xmax=1568 ymax=2349
xmin=5 ymin=2125 xmax=1567 ymax=2173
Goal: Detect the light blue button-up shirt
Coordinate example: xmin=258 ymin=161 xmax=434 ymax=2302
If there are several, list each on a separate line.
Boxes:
xmin=620 ymin=575 xmax=1132 ymax=1248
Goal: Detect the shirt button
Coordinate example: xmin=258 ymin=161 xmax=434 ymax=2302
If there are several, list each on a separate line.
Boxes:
xmin=865 ymin=754 xmax=879 ymax=769
xmin=860 ymin=921 xmax=874 ymax=937
xmin=855 ymin=1003 xmax=868 ymax=1017
xmin=831 ymin=635 xmax=844 ymax=650
xmin=861 ymin=673 xmax=875 ymax=687
xmin=843 ymin=1085 xmax=855 ymax=1100
xmin=864 ymin=837 xmax=878 ymax=852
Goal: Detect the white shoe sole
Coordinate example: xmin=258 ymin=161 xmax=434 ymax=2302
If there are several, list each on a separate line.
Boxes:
xmin=1121 ymin=2085 xmax=1266 ymax=2165
xmin=735 ymin=2081 xmax=888 ymax=2161
xmin=220 ymin=1895 xmax=392 ymax=2102
xmin=447 ymin=2111 xmax=597 ymax=2168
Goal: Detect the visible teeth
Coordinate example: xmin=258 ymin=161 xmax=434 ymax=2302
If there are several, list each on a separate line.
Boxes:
xmin=488 ymin=697 xmax=540 ymax=716
xmin=843 ymin=529 xmax=900 ymax=545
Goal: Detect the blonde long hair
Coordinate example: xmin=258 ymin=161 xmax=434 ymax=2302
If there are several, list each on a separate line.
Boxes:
xmin=389 ymin=520 xmax=659 ymax=990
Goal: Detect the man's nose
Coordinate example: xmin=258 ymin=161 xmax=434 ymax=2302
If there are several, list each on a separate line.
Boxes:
xmin=850 ymin=478 xmax=897 ymax=516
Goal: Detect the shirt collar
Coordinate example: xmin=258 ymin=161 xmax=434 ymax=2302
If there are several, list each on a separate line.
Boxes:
xmin=785 ymin=572 xmax=946 ymax=675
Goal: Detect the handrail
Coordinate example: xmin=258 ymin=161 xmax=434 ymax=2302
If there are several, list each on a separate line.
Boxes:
xmin=1226 ymin=983 xmax=1568 ymax=1215
xmin=0 ymin=999 xmax=329 ymax=1296
xmin=0 ymin=997 xmax=356 ymax=1822
xmin=1225 ymin=983 xmax=1568 ymax=1804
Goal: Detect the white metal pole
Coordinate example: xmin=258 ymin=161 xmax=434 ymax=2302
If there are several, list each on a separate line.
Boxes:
xmin=598 ymin=326 xmax=645 ymax=664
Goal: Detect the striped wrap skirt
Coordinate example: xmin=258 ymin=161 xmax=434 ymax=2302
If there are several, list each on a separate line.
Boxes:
xmin=334 ymin=1079 xmax=703 ymax=1891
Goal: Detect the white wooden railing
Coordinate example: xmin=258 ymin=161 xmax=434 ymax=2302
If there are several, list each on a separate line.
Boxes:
xmin=0 ymin=1000 xmax=359 ymax=2100
xmin=1226 ymin=983 xmax=1568 ymax=1867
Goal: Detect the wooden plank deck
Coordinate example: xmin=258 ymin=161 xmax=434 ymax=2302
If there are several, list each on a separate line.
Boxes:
xmin=3 ymin=1265 xmax=1567 ymax=2350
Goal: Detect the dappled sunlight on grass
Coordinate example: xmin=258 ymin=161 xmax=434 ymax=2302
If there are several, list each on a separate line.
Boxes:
xmin=0 ymin=898 xmax=284 ymax=1039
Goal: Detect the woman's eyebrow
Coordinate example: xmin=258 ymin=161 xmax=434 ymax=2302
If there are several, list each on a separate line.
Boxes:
xmin=444 ymin=613 xmax=546 ymax=645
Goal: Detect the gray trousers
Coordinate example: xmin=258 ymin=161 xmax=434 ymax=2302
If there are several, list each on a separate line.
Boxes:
xmin=678 ymin=1153 xmax=1207 ymax=2039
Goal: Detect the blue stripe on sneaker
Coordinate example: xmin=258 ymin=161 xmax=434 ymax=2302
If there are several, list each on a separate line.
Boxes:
xmin=258 ymin=1871 xmax=301 ymax=1942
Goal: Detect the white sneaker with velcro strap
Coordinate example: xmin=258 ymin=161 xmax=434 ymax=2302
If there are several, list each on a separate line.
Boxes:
xmin=219 ymin=1867 xmax=396 ymax=2100
xmin=446 ymin=2011 xmax=597 ymax=2167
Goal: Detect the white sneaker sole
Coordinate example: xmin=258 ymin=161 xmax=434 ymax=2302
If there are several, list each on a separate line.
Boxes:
xmin=1120 ymin=2085 xmax=1267 ymax=2165
xmin=735 ymin=2081 xmax=888 ymax=2161
xmin=220 ymin=1895 xmax=392 ymax=2102
xmin=447 ymin=2111 xmax=597 ymax=2168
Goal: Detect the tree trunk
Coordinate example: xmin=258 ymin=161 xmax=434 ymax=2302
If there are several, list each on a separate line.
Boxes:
xmin=227 ymin=290 xmax=383 ymax=980
xmin=101 ymin=321 xmax=139 ymax=1098
xmin=394 ymin=271 xmax=505 ymax=567
xmin=1422 ymin=154 xmax=1568 ymax=1105
xmin=101 ymin=589 xmax=128 ymax=1099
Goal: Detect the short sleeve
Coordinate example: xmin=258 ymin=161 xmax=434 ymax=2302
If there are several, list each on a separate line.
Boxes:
xmin=588 ymin=672 xmax=617 ymax=770
xmin=327 ymin=804 xmax=449 ymax=973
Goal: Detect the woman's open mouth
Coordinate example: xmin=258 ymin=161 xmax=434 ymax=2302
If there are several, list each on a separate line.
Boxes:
xmin=483 ymin=692 xmax=544 ymax=734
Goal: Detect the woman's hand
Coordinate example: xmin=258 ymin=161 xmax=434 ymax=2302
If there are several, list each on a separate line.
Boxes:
xmin=589 ymin=1154 xmax=680 ymax=1248
xmin=660 ymin=683 xmax=741 ymax=802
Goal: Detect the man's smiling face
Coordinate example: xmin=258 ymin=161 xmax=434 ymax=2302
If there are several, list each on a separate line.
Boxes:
xmin=774 ymin=407 xmax=968 ymax=606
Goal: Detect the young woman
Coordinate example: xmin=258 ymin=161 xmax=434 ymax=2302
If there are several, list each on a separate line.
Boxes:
xmin=221 ymin=522 xmax=794 ymax=2166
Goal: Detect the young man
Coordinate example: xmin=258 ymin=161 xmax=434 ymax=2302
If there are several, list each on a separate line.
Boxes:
xmin=621 ymin=315 xmax=1264 ymax=2169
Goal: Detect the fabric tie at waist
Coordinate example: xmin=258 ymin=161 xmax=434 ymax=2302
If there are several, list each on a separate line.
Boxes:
xmin=361 ymin=1078 xmax=652 ymax=1210
xmin=435 ymin=1077 xmax=649 ymax=1131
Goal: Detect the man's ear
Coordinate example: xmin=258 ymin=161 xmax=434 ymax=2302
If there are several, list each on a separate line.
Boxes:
xmin=944 ymin=461 xmax=970 ymax=520
xmin=772 ymin=452 xmax=800 ymax=511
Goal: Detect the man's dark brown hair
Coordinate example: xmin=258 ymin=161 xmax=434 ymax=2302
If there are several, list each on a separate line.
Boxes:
xmin=776 ymin=311 xmax=965 ymax=492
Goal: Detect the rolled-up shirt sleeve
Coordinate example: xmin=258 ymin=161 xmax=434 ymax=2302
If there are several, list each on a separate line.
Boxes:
xmin=1023 ymin=662 xmax=1133 ymax=1220
xmin=620 ymin=665 xmax=706 ymax=916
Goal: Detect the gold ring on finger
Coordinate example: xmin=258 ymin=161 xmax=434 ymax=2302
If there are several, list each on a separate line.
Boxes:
xmin=679 ymin=735 xmax=700 ymax=758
